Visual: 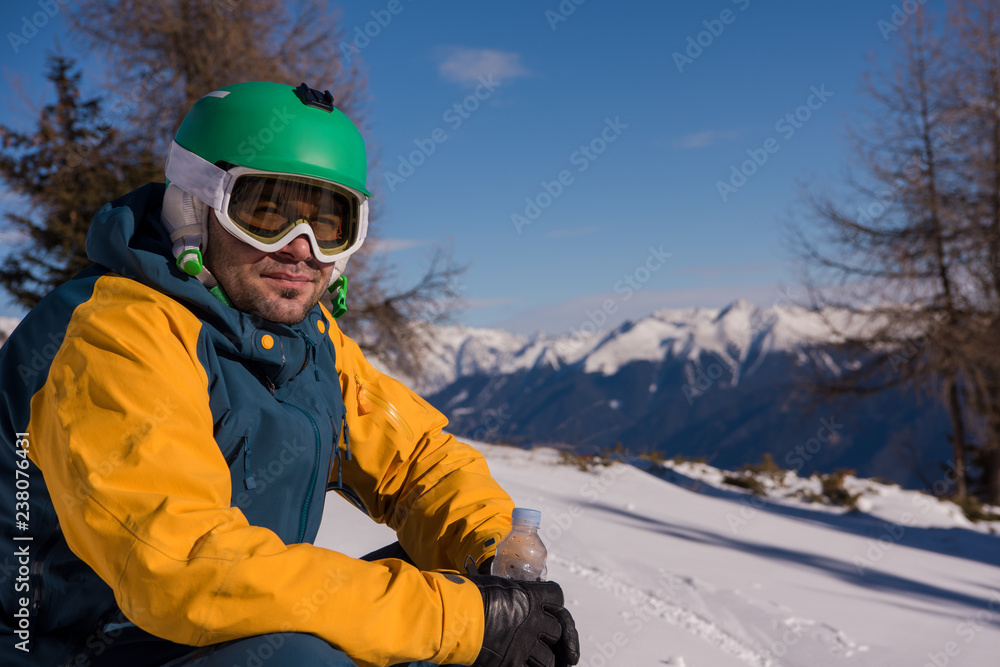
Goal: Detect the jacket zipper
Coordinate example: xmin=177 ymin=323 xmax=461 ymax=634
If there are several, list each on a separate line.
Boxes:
xmin=355 ymin=373 xmax=414 ymax=441
xmin=296 ymin=330 xmax=320 ymax=382
xmin=277 ymin=400 xmax=322 ymax=543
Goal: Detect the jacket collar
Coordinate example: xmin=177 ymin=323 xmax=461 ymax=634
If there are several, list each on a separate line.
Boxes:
xmin=86 ymin=182 xmax=325 ymax=386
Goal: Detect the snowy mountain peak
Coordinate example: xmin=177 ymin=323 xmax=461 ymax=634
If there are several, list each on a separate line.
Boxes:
xmin=406 ymin=301 xmax=835 ymax=394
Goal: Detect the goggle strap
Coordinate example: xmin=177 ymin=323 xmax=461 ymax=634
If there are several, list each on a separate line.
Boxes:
xmin=164 ymin=141 xmax=233 ymax=211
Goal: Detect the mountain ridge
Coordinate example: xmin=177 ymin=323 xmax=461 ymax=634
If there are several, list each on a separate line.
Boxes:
xmin=380 ymin=301 xmax=951 ymax=490
xmin=397 ymin=299 xmax=840 ymax=396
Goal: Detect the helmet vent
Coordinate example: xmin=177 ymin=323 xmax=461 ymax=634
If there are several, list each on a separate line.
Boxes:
xmin=294 ymin=83 xmax=335 ymax=112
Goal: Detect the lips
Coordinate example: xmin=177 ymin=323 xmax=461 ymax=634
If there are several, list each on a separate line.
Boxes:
xmin=264 ymin=272 xmax=311 ymax=282
xmin=262 ymin=271 xmax=315 ymax=288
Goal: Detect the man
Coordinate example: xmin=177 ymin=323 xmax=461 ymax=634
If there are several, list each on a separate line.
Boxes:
xmin=0 ymin=82 xmax=579 ymax=667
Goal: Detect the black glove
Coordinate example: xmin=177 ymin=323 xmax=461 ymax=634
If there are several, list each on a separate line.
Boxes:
xmin=470 ymin=575 xmax=580 ymax=667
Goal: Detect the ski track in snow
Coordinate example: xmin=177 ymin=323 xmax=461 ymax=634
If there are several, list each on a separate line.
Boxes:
xmin=553 ymin=554 xmax=870 ymax=667
xmin=781 ymin=617 xmax=868 ymax=659
xmin=552 ymin=554 xmax=776 ymax=667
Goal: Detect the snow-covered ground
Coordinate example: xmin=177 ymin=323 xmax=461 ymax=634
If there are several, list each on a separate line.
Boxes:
xmin=317 ymin=444 xmax=1000 ymax=667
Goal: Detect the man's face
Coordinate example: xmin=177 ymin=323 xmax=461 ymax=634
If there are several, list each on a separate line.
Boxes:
xmin=204 ymin=209 xmax=335 ymax=325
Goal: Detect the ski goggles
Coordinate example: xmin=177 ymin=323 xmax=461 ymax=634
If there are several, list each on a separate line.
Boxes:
xmin=215 ymin=167 xmax=369 ymax=263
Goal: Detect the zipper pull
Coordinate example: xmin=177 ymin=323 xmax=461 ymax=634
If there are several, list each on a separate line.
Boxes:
xmin=327 ymin=415 xmax=350 ymax=489
xmin=335 ymin=431 xmax=343 ymax=488
xmin=328 ymin=415 xmax=344 ymax=489
xmin=304 ymin=334 xmax=320 ymax=382
xmin=344 ymin=418 xmax=351 ymax=461
xmin=327 ymin=415 xmax=353 ymax=490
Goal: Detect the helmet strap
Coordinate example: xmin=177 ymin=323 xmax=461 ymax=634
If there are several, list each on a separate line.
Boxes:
xmin=160 ymin=183 xmax=217 ymax=288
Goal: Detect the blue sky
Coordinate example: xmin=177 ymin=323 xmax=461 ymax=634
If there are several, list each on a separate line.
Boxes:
xmin=0 ymin=0 xmax=917 ymax=334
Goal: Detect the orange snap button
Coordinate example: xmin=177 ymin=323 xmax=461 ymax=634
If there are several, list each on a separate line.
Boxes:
xmin=317 ymin=319 xmax=326 ymax=334
xmin=261 ymin=334 xmax=274 ymax=350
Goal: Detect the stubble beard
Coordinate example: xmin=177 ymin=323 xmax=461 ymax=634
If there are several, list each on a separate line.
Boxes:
xmin=204 ymin=220 xmax=325 ymax=326
xmin=222 ymin=269 xmax=322 ymax=325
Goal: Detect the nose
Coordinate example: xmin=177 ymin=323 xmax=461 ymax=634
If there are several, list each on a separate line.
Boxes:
xmin=275 ymin=233 xmax=315 ymax=262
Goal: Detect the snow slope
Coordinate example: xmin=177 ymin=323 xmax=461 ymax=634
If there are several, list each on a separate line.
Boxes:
xmin=317 ymin=444 xmax=1000 ymax=667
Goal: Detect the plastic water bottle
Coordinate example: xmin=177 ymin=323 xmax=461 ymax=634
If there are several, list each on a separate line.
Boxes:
xmin=491 ymin=508 xmax=548 ymax=581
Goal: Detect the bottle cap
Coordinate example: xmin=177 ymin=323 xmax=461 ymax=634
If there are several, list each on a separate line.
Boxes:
xmin=512 ymin=507 xmax=542 ymax=527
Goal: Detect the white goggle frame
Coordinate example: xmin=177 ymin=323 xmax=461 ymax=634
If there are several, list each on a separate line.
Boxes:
xmin=164 ymin=141 xmax=369 ymax=264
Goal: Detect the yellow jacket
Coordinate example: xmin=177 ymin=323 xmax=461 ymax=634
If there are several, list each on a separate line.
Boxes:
xmin=11 ymin=186 xmax=513 ymax=666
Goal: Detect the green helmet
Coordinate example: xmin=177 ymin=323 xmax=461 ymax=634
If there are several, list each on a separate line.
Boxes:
xmin=161 ymin=82 xmax=370 ymax=287
xmin=172 ymin=81 xmax=370 ymax=196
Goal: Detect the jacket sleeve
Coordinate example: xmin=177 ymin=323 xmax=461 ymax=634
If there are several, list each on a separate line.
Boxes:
xmin=323 ymin=305 xmax=515 ymax=573
xmin=26 ymin=278 xmax=487 ymax=667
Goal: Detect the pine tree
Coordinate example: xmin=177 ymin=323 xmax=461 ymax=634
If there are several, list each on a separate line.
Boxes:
xmin=0 ymin=56 xmax=161 ymax=307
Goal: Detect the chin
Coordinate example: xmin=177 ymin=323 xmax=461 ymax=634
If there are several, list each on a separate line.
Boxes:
xmin=264 ymin=304 xmax=313 ymax=326
xmin=232 ymin=289 xmax=317 ymax=325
